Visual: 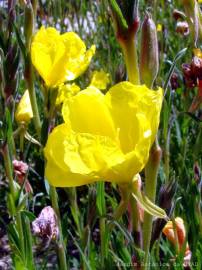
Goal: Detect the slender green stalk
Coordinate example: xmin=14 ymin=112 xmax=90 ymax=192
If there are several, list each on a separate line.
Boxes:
xmin=143 ymin=139 xmax=162 ymax=269
xmin=50 ymin=185 xmax=68 ymax=270
xmin=3 ymin=144 xmax=29 ymax=266
xmin=100 ymin=217 xmax=106 ymax=269
xmin=109 ymin=184 xmax=130 ymax=230
xmin=3 ymin=145 xmax=16 ymax=199
xmin=16 ymin=212 xmax=25 ymax=262
xmin=67 ymin=187 xmax=82 ymax=237
xmin=120 ymin=36 xmax=140 ymax=84
xmin=25 ymin=216 xmax=35 ymax=270
xmin=26 ymin=56 xmax=41 ymax=139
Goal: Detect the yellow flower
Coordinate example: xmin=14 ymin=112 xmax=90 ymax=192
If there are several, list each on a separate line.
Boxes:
xmin=56 ymin=83 xmax=80 ymax=105
xmin=15 ymin=90 xmax=33 ymax=123
xmin=157 ymin=24 xmax=162 ymax=32
xmin=44 ymin=82 xmax=162 ymax=187
xmin=90 ymin=70 xmax=110 ymax=90
xmin=31 ymin=26 xmax=95 ymax=87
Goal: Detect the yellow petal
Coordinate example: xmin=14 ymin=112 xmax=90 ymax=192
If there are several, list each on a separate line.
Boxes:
xmin=62 ymin=86 xmax=117 ymax=139
xmin=105 ymin=82 xmax=163 ymax=153
xmin=31 ymin=27 xmax=95 ymax=87
xmin=15 ymin=90 xmax=33 ymax=123
xmin=44 ymin=123 xmax=124 ymax=187
xmin=90 ymin=70 xmax=110 ymax=90
xmin=31 ymin=27 xmax=65 ymax=87
xmin=65 ymin=44 xmax=96 ymax=81
xmin=56 ymin=83 xmax=80 ymax=105
xmin=105 ymin=113 xmax=152 ymax=182
xmin=61 ymin=32 xmax=95 ymax=80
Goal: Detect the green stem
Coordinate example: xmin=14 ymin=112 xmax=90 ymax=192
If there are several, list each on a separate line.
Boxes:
xmin=120 ymin=35 xmax=140 ymax=84
xmin=109 ymin=184 xmax=130 ymax=230
xmin=50 ymin=185 xmax=67 ymax=270
xmin=143 ymin=139 xmax=162 ymax=269
xmin=100 ymin=217 xmax=106 ymax=269
xmin=26 ymin=55 xmax=41 ymax=139
xmin=25 ymin=216 xmax=35 ymax=270
xmin=16 ymin=212 xmax=25 ymax=262
xmin=66 ymin=187 xmax=82 ymax=237
xmin=3 ymin=145 xmax=15 ymax=199
xmin=3 ymin=145 xmax=28 ymax=265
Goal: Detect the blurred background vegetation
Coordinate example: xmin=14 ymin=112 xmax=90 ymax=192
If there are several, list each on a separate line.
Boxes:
xmin=0 ymin=0 xmax=202 ymax=269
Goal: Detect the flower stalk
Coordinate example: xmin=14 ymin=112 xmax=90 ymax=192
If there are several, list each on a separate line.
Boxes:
xmin=24 ymin=2 xmax=41 ymax=139
xmin=50 ymin=186 xmax=68 ymax=270
xmin=143 ymin=139 xmax=162 ymax=268
xmin=119 ymin=35 xmax=140 ymax=84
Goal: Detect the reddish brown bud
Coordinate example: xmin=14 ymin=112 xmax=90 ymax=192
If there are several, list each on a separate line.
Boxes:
xmin=191 ymin=56 xmax=202 ymax=79
xmin=170 ymin=72 xmax=179 ymax=90
xmin=13 ymin=159 xmax=33 ymax=193
xmin=182 ymin=63 xmax=197 ymax=88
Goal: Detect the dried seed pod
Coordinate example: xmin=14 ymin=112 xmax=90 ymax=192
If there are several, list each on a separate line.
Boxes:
xmin=32 ymin=206 xmax=59 ymax=240
xmin=176 ymin=21 xmax=189 ymax=36
xmin=140 ymin=13 xmax=159 ymax=87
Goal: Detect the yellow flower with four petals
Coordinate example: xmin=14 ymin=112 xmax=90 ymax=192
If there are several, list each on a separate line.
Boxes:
xmin=44 ymin=82 xmax=162 ymax=187
xmin=31 ymin=26 xmax=95 ymax=87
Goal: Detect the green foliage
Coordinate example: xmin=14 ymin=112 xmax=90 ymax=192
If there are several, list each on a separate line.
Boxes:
xmin=0 ymin=0 xmax=202 ymax=269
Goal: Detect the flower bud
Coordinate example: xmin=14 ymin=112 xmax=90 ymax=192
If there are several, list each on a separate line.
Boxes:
xmin=163 ymin=217 xmax=192 ymax=266
xmin=191 ymin=55 xmax=202 ymax=79
xmin=15 ymin=90 xmax=33 ymax=123
xmin=13 ymin=160 xmax=33 ymax=193
xmin=163 ymin=217 xmax=188 ymax=250
xmin=24 ymin=1 xmax=34 ymax=49
xmin=109 ymin=0 xmax=139 ymax=40
xmin=182 ymin=0 xmax=200 ymax=45
xmin=170 ymin=72 xmax=180 ymax=90
xmin=140 ymin=13 xmax=159 ymax=87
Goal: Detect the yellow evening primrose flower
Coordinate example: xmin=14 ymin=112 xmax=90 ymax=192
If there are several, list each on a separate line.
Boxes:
xmin=15 ymin=90 xmax=33 ymax=123
xmin=44 ymin=82 xmax=163 ymax=187
xmin=56 ymin=83 xmax=80 ymax=105
xmin=90 ymin=70 xmax=110 ymax=90
xmin=31 ymin=26 xmax=96 ymax=88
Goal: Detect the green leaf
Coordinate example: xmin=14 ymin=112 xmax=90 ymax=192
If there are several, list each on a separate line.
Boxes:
xmin=163 ymin=47 xmax=187 ymax=96
xmin=21 ymin=210 xmax=36 ymax=222
xmin=96 ymin=182 xmax=106 ymax=216
xmin=109 ymin=0 xmax=128 ymax=30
